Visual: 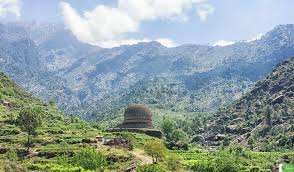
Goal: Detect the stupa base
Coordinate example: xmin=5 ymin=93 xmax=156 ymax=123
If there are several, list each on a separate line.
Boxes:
xmin=107 ymin=128 xmax=162 ymax=138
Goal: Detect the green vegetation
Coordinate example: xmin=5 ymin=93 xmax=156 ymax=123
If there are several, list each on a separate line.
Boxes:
xmin=144 ymin=139 xmax=167 ymax=163
xmin=0 ymin=57 xmax=294 ymax=171
xmin=72 ymin=148 xmax=106 ymax=171
xmin=283 ymin=164 xmax=294 ymax=172
xmin=17 ymin=107 xmax=43 ymax=152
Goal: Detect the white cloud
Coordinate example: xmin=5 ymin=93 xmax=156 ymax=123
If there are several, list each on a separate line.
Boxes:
xmin=0 ymin=0 xmax=21 ymax=18
xmin=60 ymin=0 xmax=214 ymax=48
xmin=118 ymin=0 xmax=206 ymax=21
xmin=213 ymin=40 xmax=235 ymax=47
xmin=196 ymin=3 xmax=214 ymax=21
xmin=60 ymin=2 xmax=138 ymax=46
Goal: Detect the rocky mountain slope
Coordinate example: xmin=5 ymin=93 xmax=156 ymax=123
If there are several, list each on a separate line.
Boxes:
xmin=1 ymin=22 xmax=294 ymax=121
xmin=197 ymin=57 xmax=294 ymax=150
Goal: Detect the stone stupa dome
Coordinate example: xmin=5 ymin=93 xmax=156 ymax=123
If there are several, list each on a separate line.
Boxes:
xmin=107 ymin=104 xmax=162 ymax=138
xmin=121 ymin=104 xmax=153 ymax=128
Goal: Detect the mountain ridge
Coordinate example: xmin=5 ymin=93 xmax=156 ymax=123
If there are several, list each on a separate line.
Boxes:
xmin=0 ymin=22 xmax=294 ymax=121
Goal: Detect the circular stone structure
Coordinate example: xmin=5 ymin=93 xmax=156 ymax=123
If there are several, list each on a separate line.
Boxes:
xmin=107 ymin=104 xmax=162 ymax=138
xmin=121 ymin=104 xmax=153 ymax=128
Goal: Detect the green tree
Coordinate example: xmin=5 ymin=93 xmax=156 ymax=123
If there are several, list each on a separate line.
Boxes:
xmin=222 ymin=137 xmax=230 ymax=146
xmin=17 ymin=107 xmax=43 ymax=152
xmin=171 ymin=129 xmax=188 ymax=142
xmin=49 ymin=100 xmax=56 ymax=107
xmin=264 ymin=105 xmax=273 ymax=128
xmin=144 ymin=139 xmax=167 ymax=163
xmin=247 ymin=137 xmax=255 ymax=150
xmin=160 ymin=118 xmax=176 ymax=141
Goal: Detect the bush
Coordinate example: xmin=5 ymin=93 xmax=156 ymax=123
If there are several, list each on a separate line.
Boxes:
xmin=191 ymin=160 xmax=214 ymax=172
xmin=144 ymin=139 xmax=167 ymax=163
xmin=72 ymin=148 xmax=106 ymax=171
xmin=166 ymin=154 xmax=181 ymax=170
xmin=137 ymin=164 xmax=165 ymax=172
xmin=6 ymin=149 xmax=18 ymax=161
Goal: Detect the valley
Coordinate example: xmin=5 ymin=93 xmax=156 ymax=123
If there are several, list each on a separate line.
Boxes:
xmin=0 ymin=22 xmax=294 ymax=172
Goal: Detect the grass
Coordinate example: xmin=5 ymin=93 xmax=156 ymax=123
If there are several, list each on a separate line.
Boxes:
xmin=283 ymin=164 xmax=294 ymax=172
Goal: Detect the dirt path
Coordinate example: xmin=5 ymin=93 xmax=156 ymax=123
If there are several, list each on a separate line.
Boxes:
xmin=130 ymin=149 xmax=153 ymax=165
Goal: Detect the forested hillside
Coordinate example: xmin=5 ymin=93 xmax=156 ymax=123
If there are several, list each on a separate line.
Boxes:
xmin=195 ymin=57 xmax=294 ymax=150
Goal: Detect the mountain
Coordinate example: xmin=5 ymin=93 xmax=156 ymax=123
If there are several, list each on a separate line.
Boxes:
xmin=196 ymin=57 xmax=294 ymax=151
xmin=1 ymin=23 xmax=294 ymax=121
xmin=0 ymin=71 xmax=98 ymax=157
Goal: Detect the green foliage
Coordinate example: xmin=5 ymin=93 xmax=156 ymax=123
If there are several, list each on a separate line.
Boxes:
xmin=222 ymin=136 xmax=230 ymax=146
xmin=17 ymin=106 xmax=43 ymax=134
xmin=2 ymin=87 xmax=15 ymax=96
xmin=264 ymin=105 xmax=273 ymax=128
xmin=137 ymin=164 xmax=165 ymax=172
xmin=171 ymin=129 xmax=188 ymax=142
xmin=72 ymin=148 xmax=106 ymax=171
xmin=144 ymin=139 xmax=167 ymax=163
xmin=16 ymin=106 xmax=43 ymax=152
xmin=27 ymin=163 xmax=85 ymax=172
xmin=283 ymin=164 xmax=294 ymax=172
xmin=166 ymin=153 xmax=181 ymax=171
xmin=56 ymin=153 xmax=69 ymax=166
xmin=49 ymin=100 xmax=56 ymax=107
xmin=160 ymin=118 xmax=176 ymax=141
xmin=6 ymin=150 xmax=18 ymax=161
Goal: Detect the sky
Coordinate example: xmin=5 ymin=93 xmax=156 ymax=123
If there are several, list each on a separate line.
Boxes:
xmin=0 ymin=0 xmax=294 ymax=48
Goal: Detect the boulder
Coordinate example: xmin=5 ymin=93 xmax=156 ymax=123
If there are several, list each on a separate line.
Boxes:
xmin=271 ymin=95 xmax=284 ymax=105
xmin=226 ymin=125 xmax=239 ymax=133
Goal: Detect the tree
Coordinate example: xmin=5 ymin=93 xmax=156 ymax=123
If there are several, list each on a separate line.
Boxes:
xmin=171 ymin=129 xmax=188 ymax=142
xmin=49 ymin=100 xmax=56 ymax=107
xmin=17 ymin=107 xmax=43 ymax=152
xmin=247 ymin=137 xmax=255 ymax=150
xmin=144 ymin=139 xmax=167 ymax=163
xmin=264 ymin=105 xmax=273 ymax=129
xmin=160 ymin=118 xmax=176 ymax=141
xmin=222 ymin=137 xmax=230 ymax=146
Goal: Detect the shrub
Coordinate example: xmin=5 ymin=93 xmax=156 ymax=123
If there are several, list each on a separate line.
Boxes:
xmin=137 ymin=164 xmax=165 ymax=172
xmin=6 ymin=149 xmax=18 ymax=161
xmin=166 ymin=154 xmax=181 ymax=170
xmin=144 ymin=139 xmax=167 ymax=163
xmin=72 ymin=148 xmax=106 ymax=171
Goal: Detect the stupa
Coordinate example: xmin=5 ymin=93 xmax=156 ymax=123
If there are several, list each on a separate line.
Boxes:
xmin=108 ymin=104 xmax=162 ymax=138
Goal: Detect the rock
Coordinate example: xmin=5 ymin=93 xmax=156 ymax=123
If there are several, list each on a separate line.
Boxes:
xmin=270 ymin=84 xmax=284 ymax=94
xmin=226 ymin=125 xmax=239 ymax=134
xmin=0 ymin=147 xmax=8 ymax=154
xmin=82 ymin=138 xmax=96 ymax=143
xmin=271 ymin=95 xmax=284 ymax=105
xmin=191 ymin=135 xmax=204 ymax=142
xmin=215 ymin=134 xmax=226 ymax=141
xmin=230 ymin=118 xmax=244 ymax=125
xmin=240 ymin=127 xmax=250 ymax=134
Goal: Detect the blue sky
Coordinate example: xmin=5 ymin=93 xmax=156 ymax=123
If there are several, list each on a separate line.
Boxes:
xmin=1 ymin=0 xmax=294 ymax=47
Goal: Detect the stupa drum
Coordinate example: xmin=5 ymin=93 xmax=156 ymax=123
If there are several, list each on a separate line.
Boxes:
xmin=121 ymin=104 xmax=153 ymax=128
xmin=107 ymin=104 xmax=162 ymax=138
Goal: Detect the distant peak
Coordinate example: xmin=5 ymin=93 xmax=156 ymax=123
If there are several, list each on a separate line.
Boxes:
xmin=266 ymin=24 xmax=294 ymax=35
